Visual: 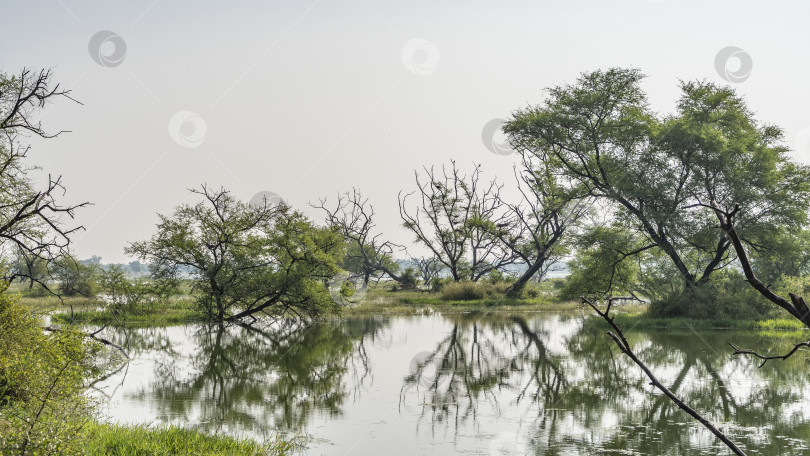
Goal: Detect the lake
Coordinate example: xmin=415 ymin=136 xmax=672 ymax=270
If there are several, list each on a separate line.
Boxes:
xmin=92 ymin=312 xmax=810 ymax=455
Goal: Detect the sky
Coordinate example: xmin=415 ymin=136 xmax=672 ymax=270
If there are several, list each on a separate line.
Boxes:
xmin=4 ymin=0 xmax=810 ymax=263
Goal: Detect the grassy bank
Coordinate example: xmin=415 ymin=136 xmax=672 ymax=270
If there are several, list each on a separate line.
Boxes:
xmin=343 ymin=288 xmax=583 ymax=316
xmin=585 ymin=311 xmax=808 ymax=332
xmin=84 ymin=423 xmax=297 ymax=456
xmin=50 ymin=302 xmax=198 ymax=327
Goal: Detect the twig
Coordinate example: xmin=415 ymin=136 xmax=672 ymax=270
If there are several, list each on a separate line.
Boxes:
xmin=583 ymin=296 xmax=748 ymax=456
xmin=730 ymin=341 xmax=810 ymax=368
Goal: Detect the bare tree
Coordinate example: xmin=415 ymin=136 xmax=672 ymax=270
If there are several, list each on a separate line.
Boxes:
xmin=411 ymin=256 xmax=443 ymax=288
xmin=0 ymin=68 xmax=88 ymax=292
xmin=399 ymin=161 xmax=518 ymax=282
xmin=315 ymin=189 xmax=410 ymax=287
xmin=0 ymin=69 xmax=88 ymax=298
xmin=498 ymin=155 xmax=588 ymax=296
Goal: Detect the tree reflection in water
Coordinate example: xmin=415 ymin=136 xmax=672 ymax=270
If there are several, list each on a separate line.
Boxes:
xmin=98 ymin=314 xmax=810 ymax=455
xmin=401 ymin=313 xmax=810 ymax=455
xmin=105 ymin=317 xmax=389 ymax=436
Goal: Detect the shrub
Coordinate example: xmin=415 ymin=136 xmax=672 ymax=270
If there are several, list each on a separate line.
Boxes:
xmin=647 ymin=270 xmax=773 ymax=320
xmin=0 ymin=289 xmax=96 ymax=455
xmin=430 ymin=277 xmax=449 ymax=293
xmin=439 ymin=281 xmax=510 ymax=301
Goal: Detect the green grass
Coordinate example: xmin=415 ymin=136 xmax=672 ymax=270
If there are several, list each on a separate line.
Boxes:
xmin=50 ymin=301 xmax=199 ymax=327
xmin=585 ymin=311 xmax=808 ymax=332
xmin=84 ymin=423 xmax=298 ymax=456
xmin=342 ymin=288 xmax=583 ymax=316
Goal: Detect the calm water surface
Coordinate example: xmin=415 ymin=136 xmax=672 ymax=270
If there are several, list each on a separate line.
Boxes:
xmin=93 ymin=312 xmax=810 ymax=455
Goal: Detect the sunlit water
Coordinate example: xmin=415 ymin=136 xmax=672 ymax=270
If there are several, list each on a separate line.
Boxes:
xmin=91 ymin=312 xmax=810 ymax=455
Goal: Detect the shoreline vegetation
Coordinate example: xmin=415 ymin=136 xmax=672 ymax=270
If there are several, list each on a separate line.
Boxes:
xmin=32 ymin=281 xmax=807 ymax=332
xmin=83 ymin=423 xmax=299 ymax=456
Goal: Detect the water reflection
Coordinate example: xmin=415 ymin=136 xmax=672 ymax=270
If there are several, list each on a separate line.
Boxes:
xmin=103 ymin=318 xmax=388 ymax=436
xmin=98 ymin=314 xmax=810 ymax=455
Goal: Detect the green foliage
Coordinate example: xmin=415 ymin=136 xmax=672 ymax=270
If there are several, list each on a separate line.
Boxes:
xmin=83 ymin=423 xmax=298 ymax=456
xmin=53 ymin=257 xmax=99 ymax=298
xmin=431 ymin=277 xmax=450 ymax=293
xmin=400 ymin=267 xmax=419 ymax=288
xmin=439 ymin=281 xmax=510 ymax=301
xmin=559 ymin=225 xmax=642 ymax=301
xmin=98 ymin=265 xmax=180 ymax=318
xmin=126 ymin=186 xmax=345 ymax=321
xmin=507 ymin=68 xmax=810 ymax=311
xmin=647 ymin=269 xmax=774 ymax=320
xmin=0 ymin=290 xmax=95 ymax=455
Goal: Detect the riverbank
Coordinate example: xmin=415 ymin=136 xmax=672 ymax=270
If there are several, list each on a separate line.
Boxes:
xmin=84 ymin=423 xmax=297 ymax=456
xmin=36 ymin=287 xmax=808 ymax=333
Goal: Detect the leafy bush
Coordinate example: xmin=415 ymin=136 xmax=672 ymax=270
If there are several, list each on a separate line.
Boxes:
xmin=647 ymin=270 xmax=774 ymax=320
xmin=431 ymin=277 xmax=450 ymax=293
xmin=53 ymin=258 xmax=100 ymax=298
xmin=439 ymin=281 xmax=510 ymax=301
xmin=99 ymin=265 xmax=180 ymax=319
xmin=0 ymin=289 xmax=96 ymax=455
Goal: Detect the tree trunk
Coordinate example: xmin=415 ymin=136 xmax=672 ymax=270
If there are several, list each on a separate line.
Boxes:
xmin=506 ymin=258 xmax=546 ymax=297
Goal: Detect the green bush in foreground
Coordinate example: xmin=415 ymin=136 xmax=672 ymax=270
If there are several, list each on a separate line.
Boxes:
xmin=0 ymin=290 xmax=95 ymax=455
xmin=84 ymin=423 xmax=297 ymax=456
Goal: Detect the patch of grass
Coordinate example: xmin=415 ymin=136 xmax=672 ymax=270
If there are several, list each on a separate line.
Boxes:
xmin=84 ymin=422 xmax=298 ymax=456
xmin=343 ymin=287 xmax=582 ymax=316
xmin=50 ymin=301 xmax=199 ymax=327
xmin=585 ymin=311 xmax=808 ymax=332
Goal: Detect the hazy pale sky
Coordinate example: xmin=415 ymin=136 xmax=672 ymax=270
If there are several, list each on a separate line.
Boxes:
xmin=4 ymin=0 xmax=810 ymax=262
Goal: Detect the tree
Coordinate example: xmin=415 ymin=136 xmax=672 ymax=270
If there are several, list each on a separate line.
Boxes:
xmin=411 ymin=256 xmax=443 ymax=288
xmin=126 ymin=185 xmax=345 ymax=322
xmin=315 ymin=189 xmax=409 ymax=288
xmin=52 ymin=255 xmax=99 ymax=298
xmin=0 ymin=68 xmax=88 ymax=290
xmin=399 ymin=161 xmax=518 ymax=282
xmin=506 ymin=68 xmax=810 ymax=310
xmin=560 ymin=224 xmax=646 ymax=301
xmin=497 ymin=155 xmax=587 ymax=296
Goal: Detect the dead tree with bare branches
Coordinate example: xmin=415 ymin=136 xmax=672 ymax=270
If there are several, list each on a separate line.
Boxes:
xmin=399 ymin=161 xmax=518 ymax=282
xmin=498 ymin=155 xmax=588 ymax=296
xmin=315 ymin=189 xmax=410 ymax=288
xmin=0 ymin=68 xmax=88 ymax=291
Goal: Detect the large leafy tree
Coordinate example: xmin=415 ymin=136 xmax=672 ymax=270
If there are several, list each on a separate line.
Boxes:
xmin=126 ymin=186 xmax=345 ymax=322
xmin=506 ymin=68 xmax=810 ymax=301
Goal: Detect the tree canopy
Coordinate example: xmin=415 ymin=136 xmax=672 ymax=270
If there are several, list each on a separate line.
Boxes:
xmin=506 ymin=68 xmax=810 ymax=308
xmin=126 ymin=186 xmax=345 ymax=322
